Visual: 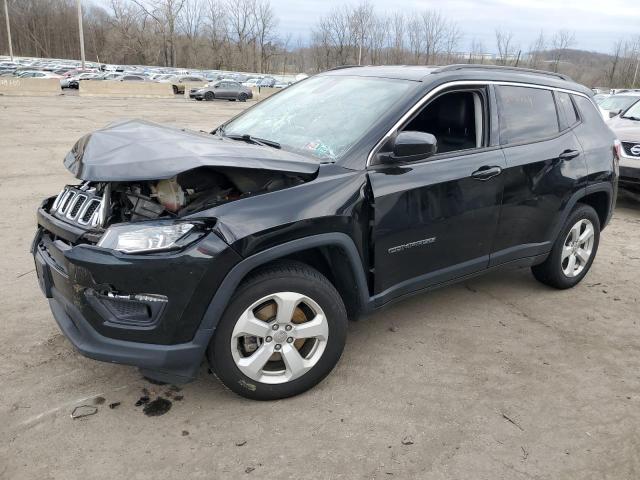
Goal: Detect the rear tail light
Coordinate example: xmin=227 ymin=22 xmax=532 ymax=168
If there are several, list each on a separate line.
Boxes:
xmin=614 ymin=139 xmax=622 ymax=160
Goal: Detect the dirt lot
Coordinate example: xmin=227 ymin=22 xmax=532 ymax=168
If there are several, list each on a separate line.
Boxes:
xmin=1 ymin=95 xmax=639 ymax=480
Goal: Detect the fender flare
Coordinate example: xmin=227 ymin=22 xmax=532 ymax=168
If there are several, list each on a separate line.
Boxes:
xmin=550 ymin=182 xmax=613 ymax=242
xmin=198 ymin=232 xmax=370 ymax=334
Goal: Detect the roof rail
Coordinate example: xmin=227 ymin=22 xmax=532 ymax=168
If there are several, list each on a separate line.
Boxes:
xmin=327 ymin=65 xmax=363 ymax=71
xmin=435 ymin=64 xmax=573 ymax=82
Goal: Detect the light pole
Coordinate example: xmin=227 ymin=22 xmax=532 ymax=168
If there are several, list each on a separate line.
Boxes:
xmin=3 ymin=0 xmax=13 ymax=61
xmin=76 ymin=0 xmax=86 ymax=70
xmin=633 ymin=55 xmax=639 ymax=88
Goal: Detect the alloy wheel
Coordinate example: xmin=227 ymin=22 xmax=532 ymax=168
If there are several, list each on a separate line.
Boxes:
xmin=230 ymin=292 xmax=329 ymax=384
xmin=561 ymin=218 xmax=595 ymax=277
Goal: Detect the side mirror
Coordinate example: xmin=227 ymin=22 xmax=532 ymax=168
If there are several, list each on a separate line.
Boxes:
xmin=609 ymin=110 xmax=621 ymax=118
xmin=379 ymin=131 xmax=438 ymax=163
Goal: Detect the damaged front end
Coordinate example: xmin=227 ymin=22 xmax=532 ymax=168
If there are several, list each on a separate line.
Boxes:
xmin=32 ymin=119 xmax=319 ymax=383
xmin=44 ymin=165 xmax=309 ymax=248
xmin=41 ymin=119 xmax=318 ymax=247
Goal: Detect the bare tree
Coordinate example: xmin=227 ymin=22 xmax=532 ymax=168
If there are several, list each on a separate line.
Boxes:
xmin=495 ymin=28 xmax=517 ymax=65
xmin=527 ymin=30 xmax=546 ymax=69
xmin=226 ymin=0 xmax=257 ymax=71
xmin=608 ymin=39 xmax=623 ymax=86
xmin=254 ymin=0 xmax=277 ymax=73
xmin=178 ymin=0 xmax=204 ymax=67
xmin=551 ymin=29 xmax=575 ymax=72
xmin=389 ymin=12 xmax=406 ymax=64
xmin=132 ymin=0 xmax=187 ymax=66
xmin=203 ymin=0 xmax=227 ymax=69
xmin=406 ymin=16 xmax=423 ymax=64
xmin=350 ymin=1 xmax=374 ymax=65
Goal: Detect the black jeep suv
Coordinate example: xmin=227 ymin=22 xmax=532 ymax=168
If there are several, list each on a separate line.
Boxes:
xmin=32 ymin=65 xmax=618 ymax=400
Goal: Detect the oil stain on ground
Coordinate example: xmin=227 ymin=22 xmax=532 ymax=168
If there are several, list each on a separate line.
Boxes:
xmin=134 ymin=385 xmax=182 ymax=416
xmin=142 ymin=397 xmax=172 ymax=416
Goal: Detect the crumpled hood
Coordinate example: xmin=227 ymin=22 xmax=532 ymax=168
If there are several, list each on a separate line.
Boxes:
xmin=607 ymin=116 xmax=640 ymax=142
xmin=64 ymin=119 xmax=320 ymax=181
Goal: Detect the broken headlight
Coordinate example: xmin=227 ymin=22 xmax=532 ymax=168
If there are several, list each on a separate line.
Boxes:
xmin=97 ymin=221 xmax=204 ymax=254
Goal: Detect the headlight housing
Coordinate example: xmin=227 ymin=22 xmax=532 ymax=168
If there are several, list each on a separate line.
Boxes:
xmin=97 ymin=221 xmax=204 ymax=254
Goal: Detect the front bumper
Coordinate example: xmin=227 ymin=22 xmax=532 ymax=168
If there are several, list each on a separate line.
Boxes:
xmin=619 ymin=156 xmax=640 ymax=185
xmin=32 ymin=210 xmax=241 ymax=382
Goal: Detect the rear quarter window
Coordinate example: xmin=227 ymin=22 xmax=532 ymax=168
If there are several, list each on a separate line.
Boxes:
xmin=572 ymin=95 xmax=604 ymax=125
xmin=556 ymin=92 xmax=579 ymax=128
xmin=496 ymin=86 xmax=559 ymax=144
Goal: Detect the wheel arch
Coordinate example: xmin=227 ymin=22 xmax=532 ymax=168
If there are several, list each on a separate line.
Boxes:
xmin=551 ymin=182 xmax=614 ymax=242
xmin=199 ymin=233 xmax=371 ymax=333
xmin=579 ymin=186 xmax=612 ymax=230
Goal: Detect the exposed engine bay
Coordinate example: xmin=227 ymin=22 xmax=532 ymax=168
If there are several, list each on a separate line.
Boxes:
xmin=49 ymin=167 xmax=309 ymax=233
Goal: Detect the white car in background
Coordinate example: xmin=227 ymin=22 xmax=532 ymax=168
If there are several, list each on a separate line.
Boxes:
xmin=599 ymin=93 xmax=640 ymax=120
xmin=607 ymin=100 xmax=640 ymax=189
xmin=16 ymin=70 xmax=62 ymax=79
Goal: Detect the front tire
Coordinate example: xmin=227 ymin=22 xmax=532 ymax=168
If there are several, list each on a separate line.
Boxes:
xmin=204 ymin=91 xmax=214 ymax=101
xmin=208 ymin=262 xmax=347 ymax=400
xmin=532 ymin=204 xmax=600 ymax=289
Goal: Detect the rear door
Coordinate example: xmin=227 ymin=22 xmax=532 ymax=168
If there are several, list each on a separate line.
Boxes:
xmin=490 ymin=85 xmax=588 ymax=265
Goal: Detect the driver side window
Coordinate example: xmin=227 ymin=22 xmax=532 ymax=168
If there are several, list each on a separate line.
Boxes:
xmin=402 ymin=89 xmax=488 ymax=155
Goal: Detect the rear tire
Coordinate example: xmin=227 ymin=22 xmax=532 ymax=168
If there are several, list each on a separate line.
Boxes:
xmin=208 ymin=261 xmax=347 ymax=400
xmin=172 ymin=85 xmax=179 ymax=94
xmin=204 ymin=91 xmax=214 ymax=101
xmin=531 ymin=204 xmax=600 ymax=289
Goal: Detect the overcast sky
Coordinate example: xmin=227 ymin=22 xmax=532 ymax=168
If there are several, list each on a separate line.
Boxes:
xmin=269 ymin=0 xmax=640 ymax=53
xmin=92 ymin=0 xmax=640 ymax=54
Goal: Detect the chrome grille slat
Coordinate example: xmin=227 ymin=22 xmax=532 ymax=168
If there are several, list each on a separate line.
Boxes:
xmin=50 ymin=185 xmax=104 ymax=229
xmin=78 ymin=199 xmax=101 ymax=225
xmin=58 ymin=191 xmax=76 ymax=215
xmin=67 ymin=194 xmax=87 ymax=220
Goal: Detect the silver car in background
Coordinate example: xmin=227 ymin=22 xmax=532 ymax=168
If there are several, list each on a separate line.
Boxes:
xmin=189 ymin=80 xmax=253 ymax=102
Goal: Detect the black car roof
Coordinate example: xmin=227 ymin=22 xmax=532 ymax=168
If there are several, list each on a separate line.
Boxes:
xmin=321 ymin=64 xmax=593 ymax=96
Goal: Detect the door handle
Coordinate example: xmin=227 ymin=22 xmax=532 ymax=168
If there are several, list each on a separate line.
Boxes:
xmin=558 ymin=149 xmax=580 ymax=160
xmin=471 ymin=165 xmax=502 ymax=181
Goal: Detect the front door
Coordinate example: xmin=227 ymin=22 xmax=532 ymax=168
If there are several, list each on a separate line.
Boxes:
xmin=369 ymin=87 xmax=506 ymax=302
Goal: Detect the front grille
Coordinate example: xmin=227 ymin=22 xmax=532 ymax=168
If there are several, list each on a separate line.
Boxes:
xmin=51 ymin=185 xmax=103 ymax=228
xmin=67 ymin=195 xmax=86 ymax=219
xmin=79 ymin=199 xmax=101 ymax=225
xmin=622 ymin=142 xmax=640 ymax=157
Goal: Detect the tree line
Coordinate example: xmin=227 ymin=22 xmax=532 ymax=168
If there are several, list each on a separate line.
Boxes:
xmin=0 ymin=0 xmax=639 ymax=87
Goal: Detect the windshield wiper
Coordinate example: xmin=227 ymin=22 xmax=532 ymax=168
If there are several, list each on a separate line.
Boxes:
xmin=622 ymin=116 xmax=640 ymax=121
xmin=224 ymin=133 xmax=281 ymax=149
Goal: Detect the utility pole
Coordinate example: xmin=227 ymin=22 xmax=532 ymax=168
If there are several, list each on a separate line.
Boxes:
xmin=3 ymin=0 xmax=13 ymax=61
xmin=633 ymin=55 xmax=639 ymax=88
xmin=76 ymin=0 xmax=86 ymax=70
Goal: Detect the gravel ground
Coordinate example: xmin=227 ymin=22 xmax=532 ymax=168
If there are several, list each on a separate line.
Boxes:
xmin=1 ymin=95 xmax=639 ymax=480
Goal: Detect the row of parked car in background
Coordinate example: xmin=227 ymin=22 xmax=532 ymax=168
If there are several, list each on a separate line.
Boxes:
xmin=0 ymin=57 xmax=300 ymax=98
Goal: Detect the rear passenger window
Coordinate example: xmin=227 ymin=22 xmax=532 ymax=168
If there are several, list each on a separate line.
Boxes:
xmin=496 ymin=86 xmax=559 ymax=144
xmin=556 ymin=92 xmax=579 ymax=128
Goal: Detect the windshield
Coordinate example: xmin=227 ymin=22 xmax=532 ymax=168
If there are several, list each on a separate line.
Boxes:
xmin=622 ymin=100 xmax=640 ymax=119
xmin=222 ymin=75 xmax=416 ymax=162
xmin=600 ymin=96 xmax=639 ymax=111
